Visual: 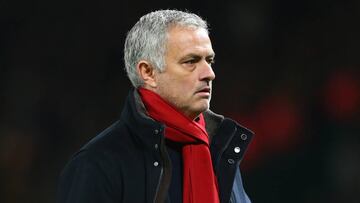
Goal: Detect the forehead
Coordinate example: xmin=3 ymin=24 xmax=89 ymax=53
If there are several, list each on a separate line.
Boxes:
xmin=165 ymin=26 xmax=214 ymax=56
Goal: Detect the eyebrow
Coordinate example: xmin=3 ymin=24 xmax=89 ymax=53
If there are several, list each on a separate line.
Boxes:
xmin=181 ymin=53 xmax=215 ymax=60
xmin=206 ymin=53 xmax=215 ymax=58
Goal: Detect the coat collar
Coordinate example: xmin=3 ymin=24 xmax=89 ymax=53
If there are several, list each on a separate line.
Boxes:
xmin=120 ymin=89 xmax=164 ymax=150
xmin=120 ymin=89 xmax=254 ymax=159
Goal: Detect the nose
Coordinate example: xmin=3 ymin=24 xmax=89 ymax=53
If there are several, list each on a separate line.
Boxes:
xmin=199 ymin=60 xmax=216 ymax=82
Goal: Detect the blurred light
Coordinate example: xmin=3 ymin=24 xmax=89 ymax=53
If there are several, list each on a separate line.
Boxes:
xmin=323 ymin=70 xmax=360 ymax=120
xmin=234 ymin=94 xmax=304 ymax=171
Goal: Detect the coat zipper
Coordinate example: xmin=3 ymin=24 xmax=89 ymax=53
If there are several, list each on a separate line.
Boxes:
xmin=153 ymin=128 xmax=171 ymax=203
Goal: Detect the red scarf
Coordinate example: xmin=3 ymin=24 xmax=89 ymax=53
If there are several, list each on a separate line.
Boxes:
xmin=138 ymin=88 xmax=220 ymax=203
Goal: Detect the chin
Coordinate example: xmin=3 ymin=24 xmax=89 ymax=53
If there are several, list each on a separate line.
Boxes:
xmin=194 ymin=103 xmax=210 ymax=114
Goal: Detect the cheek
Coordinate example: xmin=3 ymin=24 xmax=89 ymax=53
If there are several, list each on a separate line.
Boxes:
xmin=158 ymin=72 xmax=196 ymax=100
xmin=177 ymin=79 xmax=194 ymax=95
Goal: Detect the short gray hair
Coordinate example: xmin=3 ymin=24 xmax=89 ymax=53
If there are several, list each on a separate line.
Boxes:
xmin=124 ymin=9 xmax=209 ymax=87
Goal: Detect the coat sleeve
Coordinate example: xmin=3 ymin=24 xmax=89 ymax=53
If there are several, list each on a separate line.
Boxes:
xmin=231 ymin=167 xmax=251 ymax=203
xmin=56 ymin=150 xmax=122 ymax=203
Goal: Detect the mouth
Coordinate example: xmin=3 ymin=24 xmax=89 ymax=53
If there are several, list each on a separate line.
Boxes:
xmin=195 ymin=87 xmax=211 ymax=97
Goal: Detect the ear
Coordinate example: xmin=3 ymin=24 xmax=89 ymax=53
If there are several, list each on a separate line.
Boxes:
xmin=137 ymin=60 xmax=157 ymax=88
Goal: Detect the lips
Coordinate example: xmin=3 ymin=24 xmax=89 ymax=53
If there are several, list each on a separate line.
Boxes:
xmin=196 ymin=87 xmax=211 ymax=97
xmin=197 ymin=87 xmax=211 ymax=93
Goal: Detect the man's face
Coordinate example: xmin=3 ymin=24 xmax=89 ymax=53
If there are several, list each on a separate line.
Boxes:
xmin=154 ymin=26 xmax=216 ymax=120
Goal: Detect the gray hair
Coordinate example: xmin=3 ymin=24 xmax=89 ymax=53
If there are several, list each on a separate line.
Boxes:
xmin=124 ymin=9 xmax=209 ymax=87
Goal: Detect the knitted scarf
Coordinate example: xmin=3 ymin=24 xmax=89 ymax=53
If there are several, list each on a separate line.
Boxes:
xmin=138 ymin=88 xmax=219 ymax=203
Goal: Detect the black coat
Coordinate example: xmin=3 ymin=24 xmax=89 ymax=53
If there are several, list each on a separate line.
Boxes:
xmin=56 ymin=90 xmax=254 ymax=203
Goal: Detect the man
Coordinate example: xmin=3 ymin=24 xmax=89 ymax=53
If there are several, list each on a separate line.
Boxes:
xmin=57 ymin=10 xmax=253 ymax=203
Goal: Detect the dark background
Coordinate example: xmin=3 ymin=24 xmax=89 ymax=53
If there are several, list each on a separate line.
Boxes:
xmin=1 ymin=0 xmax=359 ymax=202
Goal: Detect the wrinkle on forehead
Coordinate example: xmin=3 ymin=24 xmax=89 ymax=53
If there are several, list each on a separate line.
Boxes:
xmin=165 ymin=26 xmax=214 ymax=61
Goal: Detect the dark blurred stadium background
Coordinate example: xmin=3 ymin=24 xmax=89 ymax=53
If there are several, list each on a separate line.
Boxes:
xmin=1 ymin=0 xmax=359 ymax=202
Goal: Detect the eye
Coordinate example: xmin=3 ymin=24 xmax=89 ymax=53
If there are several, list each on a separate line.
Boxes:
xmin=206 ymin=58 xmax=215 ymax=65
xmin=183 ymin=56 xmax=202 ymax=65
xmin=184 ymin=59 xmax=197 ymax=64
